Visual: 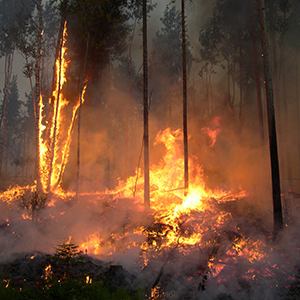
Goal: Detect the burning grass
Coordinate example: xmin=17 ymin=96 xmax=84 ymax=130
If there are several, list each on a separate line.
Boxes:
xmin=0 ymin=128 xmax=300 ymax=299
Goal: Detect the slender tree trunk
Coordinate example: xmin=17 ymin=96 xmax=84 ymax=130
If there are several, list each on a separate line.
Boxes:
xmin=231 ymin=62 xmax=236 ymax=108
xmin=0 ymin=52 xmax=13 ymax=174
xmin=143 ymin=0 xmax=150 ymax=208
xmin=35 ymin=0 xmax=43 ymax=192
xmin=97 ymin=62 xmax=102 ymax=168
xmin=5 ymin=132 xmax=9 ymax=175
xmin=296 ymin=51 xmax=300 ymax=182
xmin=48 ymin=33 xmax=64 ymax=191
xmin=76 ymin=34 xmax=89 ymax=200
xmin=227 ymin=59 xmax=231 ymax=109
xmin=168 ymin=77 xmax=172 ymax=128
xmin=239 ymin=37 xmax=243 ymax=134
xmin=249 ymin=0 xmax=264 ymax=145
xmin=181 ymin=0 xmax=189 ymax=193
xmin=125 ymin=19 xmax=137 ymax=180
xmin=281 ymin=50 xmax=292 ymax=190
xmin=209 ymin=66 xmax=213 ymax=116
xmin=47 ymin=3 xmax=68 ymax=191
xmin=258 ymin=0 xmax=283 ymax=236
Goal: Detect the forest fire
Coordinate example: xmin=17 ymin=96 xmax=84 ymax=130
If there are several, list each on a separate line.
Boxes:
xmin=0 ymin=4 xmax=300 ymax=297
xmin=1 ymin=120 xmax=289 ymax=299
xmin=0 ymin=67 xmax=297 ymax=296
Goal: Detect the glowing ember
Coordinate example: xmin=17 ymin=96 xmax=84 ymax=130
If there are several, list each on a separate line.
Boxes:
xmin=44 ymin=264 xmax=52 ymax=280
xmin=85 ymin=275 xmax=92 ymax=284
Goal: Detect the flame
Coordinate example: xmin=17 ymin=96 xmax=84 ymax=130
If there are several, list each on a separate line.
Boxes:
xmin=38 ymin=21 xmax=87 ymax=194
xmin=201 ymin=115 xmax=222 ymax=147
xmin=80 ymin=233 xmax=104 ymax=255
xmin=22 ymin=213 xmax=32 ymax=220
xmin=0 ymin=21 xmax=277 ymax=290
xmin=85 ymin=275 xmax=92 ymax=284
xmin=0 ymin=184 xmax=35 ymax=204
xmin=44 ymin=264 xmax=52 ymax=280
xmin=78 ymin=128 xmax=250 ymax=265
xmin=4 ymin=279 xmax=10 ymax=288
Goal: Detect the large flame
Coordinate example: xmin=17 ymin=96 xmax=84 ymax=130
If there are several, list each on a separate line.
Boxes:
xmin=80 ymin=127 xmax=249 ymax=263
xmin=38 ymin=22 xmax=86 ymax=193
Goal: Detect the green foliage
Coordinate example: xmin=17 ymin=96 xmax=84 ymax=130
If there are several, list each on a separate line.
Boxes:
xmin=0 ymin=0 xmax=33 ymax=56
xmin=0 ymin=278 xmax=144 ymax=300
xmin=152 ymin=5 xmax=193 ymax=83
xmin=282 ymin=0 xmax=300 ymax=51
xmin=53 ymin=242 xmax=83 ymax=259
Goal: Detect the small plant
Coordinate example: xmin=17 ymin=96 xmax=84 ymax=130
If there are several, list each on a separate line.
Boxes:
xmin=19 ymin=188 xmax=47 ymax=219
xmin=54 ymin=242 xmax=83 ymax=259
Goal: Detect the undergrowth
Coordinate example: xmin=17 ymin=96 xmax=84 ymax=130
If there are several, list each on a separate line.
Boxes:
xmin=0 ymin=278 xmax=144 ymax=300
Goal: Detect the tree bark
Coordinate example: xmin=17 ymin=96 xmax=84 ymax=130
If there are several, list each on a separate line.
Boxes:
xmin=47 ymin=1 xmax=69 ymax=191
xmin=181 ymin=0 xmax=189 ymax=193
xmin=249 ymin=0 xmax=264 ymax=146
xmin=0 ymin=51 xmax=13 ymax=173
xmin=48 ymin=29 xmax=64 ymax=191
xmin=143 ymin=0 xmax=150 ymax=208
xmin=239 ymin=36 xmax=243 ymax=134
xmin=296 ymin=51 xmax=300 ymax=182
xmin=76 ymin=34 xmax=89 ymax=200
xmin=35 ymin=0 xmax=43 ymax=192
xmin=258 ymin=0 xmax=283 ymax=237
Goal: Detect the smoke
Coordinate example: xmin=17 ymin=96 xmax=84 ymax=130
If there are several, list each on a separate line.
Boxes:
xmin=1 ymin=1 xmax=300 ymax=299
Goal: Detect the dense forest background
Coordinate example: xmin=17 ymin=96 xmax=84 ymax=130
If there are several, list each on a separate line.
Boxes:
xmin=0 ymin=0 xmax=299 ymax=220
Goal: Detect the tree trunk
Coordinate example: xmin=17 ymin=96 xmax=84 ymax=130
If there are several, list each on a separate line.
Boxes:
xmin=227 ymin=59 xmax=231 ymax=109
xmin=76 ymin=34 xmax=89 ymax=200
xmin=47 ymin=2 xmax=68 ymax=191
xmin=231 ymin=62 xmax=236 ymax=109
xmin=181 ymin=0 xmax=189 ymax=194
xmin=258 ymin=0 xmax=283 ymax=237
xmin=124 ymin=19 xmax=137 ymax=180
xmin=0 ymin=51 xmax=13 ymax=174
xmin=239 ymin=36 xmax=243 ymax=134
xmin=48 ymin=29 xmax=64 ymax=191
xmin=281 ymin=50 xmax=292 ymax=190
xmin=249 ymin=0 xmax=264 ymax=146
xmin=35 ymin=0 xmax=43 ymax=192
xmin=296 ymin=51 xmax=300 ymax=182
xmin=143 ymin=0 xmax=150 ymax=208
xmin=97 ymin=62 xmax=102 ymax=169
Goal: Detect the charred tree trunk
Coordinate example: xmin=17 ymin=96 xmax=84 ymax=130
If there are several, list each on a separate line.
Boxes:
xmin=249 ymin=0 xmax=264 ymax=146
xmin=48 ymin=32 xmax=64 ymax=191
xmin=281 ymin=50 xmax=292 ymax=190
xmin=143 ymin=0 xmax=150 ymax=208
xmin=76 ymin=34 xmax=89 ymax=200
xmin=258 ymin=0 xmax=283 ymax=236
xmin=239 ymin=37 xmax=243 ymax=134
xmin=34 ymin=0 xmax=43 ymax=192
xmin=181 ymin=0 xmax=189 ymax=193
xmin=227 ymin=59 xmax=231 ymax=110
xmin=97 ymin=62 xmax=102 ymax=170
xmin=296 ymin=51 xmax=300 ymax=182
xmin=125 ymin=19 xmax=137 ymax=179
xmin=47 ymin=1 xmax=69 ymax=191
xmin=0 ymin=51 xmax=13 ymax=174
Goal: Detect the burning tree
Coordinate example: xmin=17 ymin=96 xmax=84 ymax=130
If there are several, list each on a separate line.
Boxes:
xmin=0 ymin=0 xmax=300 ymax=299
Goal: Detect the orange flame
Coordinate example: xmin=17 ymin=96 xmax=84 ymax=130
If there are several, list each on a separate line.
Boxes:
xmin=38 ymin=21 xmax=87 ymax=193
xmin=80 ymin=128 xmax=249 ymax=260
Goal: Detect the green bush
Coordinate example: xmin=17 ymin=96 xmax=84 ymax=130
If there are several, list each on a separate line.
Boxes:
xmin=0 ymin=278 xmax=144 ymax=300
